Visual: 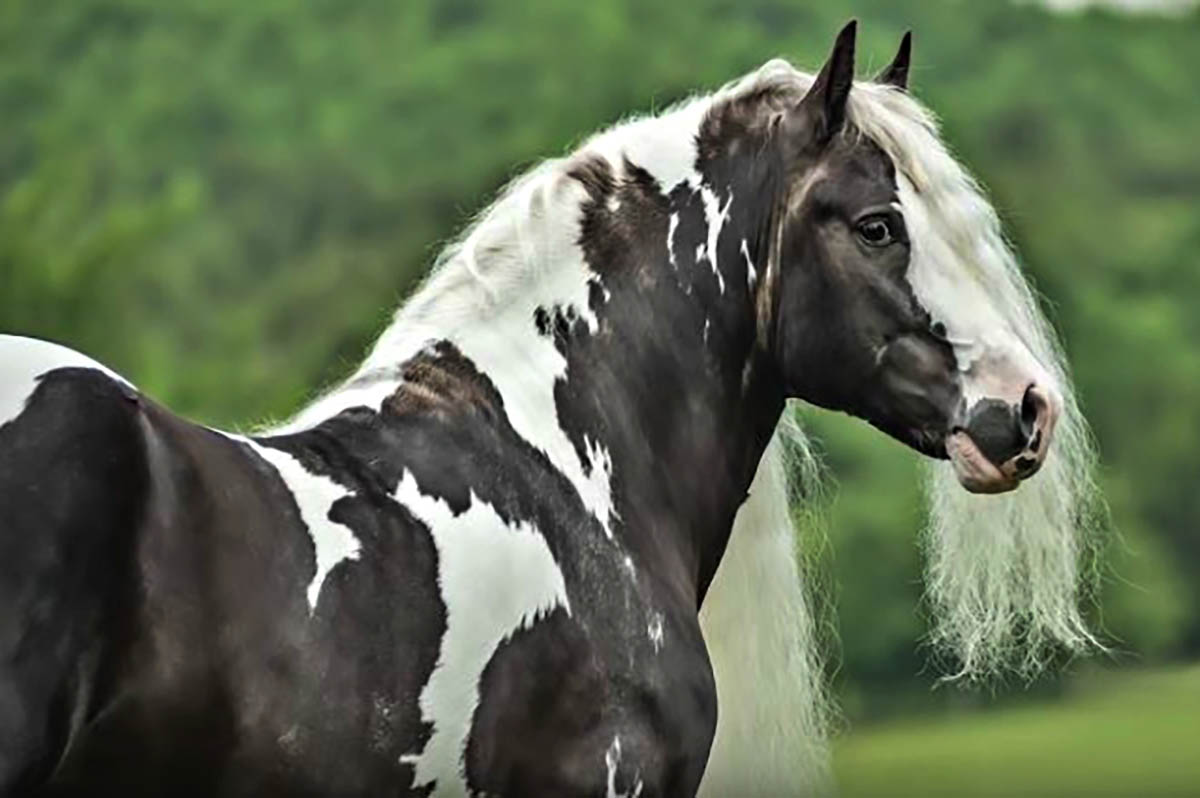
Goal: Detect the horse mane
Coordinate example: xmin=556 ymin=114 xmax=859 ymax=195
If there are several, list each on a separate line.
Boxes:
xmin=282 ymin=58 xmax=1102 ymax=795
xmin=699 ymin=414 xmax=833 ymax=795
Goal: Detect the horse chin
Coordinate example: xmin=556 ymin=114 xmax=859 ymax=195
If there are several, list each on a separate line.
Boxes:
xmin=946 ymin=430 xmax=1020 ymax=494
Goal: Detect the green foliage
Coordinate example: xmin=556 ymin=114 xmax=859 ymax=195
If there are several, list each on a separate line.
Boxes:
xmin=1 ymin=0 xmax=1196 ymax=707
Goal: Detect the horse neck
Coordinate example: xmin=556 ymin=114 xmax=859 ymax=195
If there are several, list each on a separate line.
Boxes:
xmin=527 ymin=178 xmax=787 ymax=600
xmin=326 ymin=116 xmax=786 ymax=603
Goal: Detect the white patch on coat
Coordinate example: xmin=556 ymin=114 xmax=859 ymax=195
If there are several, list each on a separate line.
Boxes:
xmin=700 ymin=187 xmax=731 ymax=294
xmin=740 ymin=238 xmax=757 ymax=290
xmin=581 ymin=435 xmax=618 ymax=534
xmin=283 ymin=176 xmax=617 ymax=539
xmin=666 ymin=213 xmax=680 ymax=269
xmin=581 ymin=100 xmax=709 ymax=195
xmin=239 ymin=438 xmax=361 ymax=611
xmin=0 ymin=335 xmax=132 ymax=428
xmin=396 ymin=470 xmax=570 ymax=794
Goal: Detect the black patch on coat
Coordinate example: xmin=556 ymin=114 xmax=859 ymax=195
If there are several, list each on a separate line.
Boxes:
xmin=0 ymin=369 xmax=148 ymax=793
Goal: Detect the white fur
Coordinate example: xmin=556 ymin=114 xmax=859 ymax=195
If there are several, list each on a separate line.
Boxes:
xmin=698 ymin=423 xmax=831 ymax=797
xmin=582 ymin=103 xmax=709 ymax=194
xmin=667 ymin=214 xmax=681 ymax=269
xmin=740 ymin=238 xmax=757 ymax=290
xmin=282 ymin=169 xmax=617 ymax=537
xmin=238 ymin=437 xmax=361 ymax=612
xmin=700 ymin=186 xmax=731 ymax=293
xmin=0 ymin=335 xmax=131 ymax=427
xmin=394 ymin=470 xmax=570 ymax=794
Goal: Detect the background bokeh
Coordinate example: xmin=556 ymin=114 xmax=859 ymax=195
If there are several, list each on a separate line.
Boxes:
xmin=3 ymin=0 xmax=1197 ymax=793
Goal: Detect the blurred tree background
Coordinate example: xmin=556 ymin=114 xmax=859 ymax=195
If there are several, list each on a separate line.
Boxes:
xmin=2 ymin=0 xmax=1197 ymax=787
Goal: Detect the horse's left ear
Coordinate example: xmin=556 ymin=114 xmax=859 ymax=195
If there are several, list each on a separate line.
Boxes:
xmin=876 ymin=31 xmax=912 ymax=90
xmin=791 ymin=20 xmax=857 ymax=146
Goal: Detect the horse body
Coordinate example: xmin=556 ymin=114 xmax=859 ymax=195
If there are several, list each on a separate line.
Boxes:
xmin=1 ymin=334 xmax=732 ymax=796
xmin=0 ymin=122 xmax=775 ymax=791
xmin=1 ymin=24 xmax=1101 ymax=798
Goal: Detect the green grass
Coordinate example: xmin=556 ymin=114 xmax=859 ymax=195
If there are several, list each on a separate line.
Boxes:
xmin=834 ymin=665 xmax=1200 ymax=797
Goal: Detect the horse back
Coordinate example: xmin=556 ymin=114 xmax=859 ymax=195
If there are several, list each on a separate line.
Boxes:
xmin=0 ymin=337 xmax=313 ymax=795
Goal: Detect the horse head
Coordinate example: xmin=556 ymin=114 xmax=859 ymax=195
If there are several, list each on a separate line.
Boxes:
xmin=763 ymin=22 xmax=1060 ymax=494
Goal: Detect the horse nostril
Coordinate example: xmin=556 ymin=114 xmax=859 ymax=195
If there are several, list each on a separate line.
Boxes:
xmin=967 ymin=386 xmax=1054 ymax=470
xmin=1019 ymin=384 xmax=1043 ymax=440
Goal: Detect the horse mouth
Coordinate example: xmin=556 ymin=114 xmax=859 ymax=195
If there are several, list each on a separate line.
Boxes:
xmin=946 ymin=429 xmax=1020 ymax=494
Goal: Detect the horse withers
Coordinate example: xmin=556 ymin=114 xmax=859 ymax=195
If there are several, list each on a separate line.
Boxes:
xmin=0 ymin=23 xmax=1099 ymax=797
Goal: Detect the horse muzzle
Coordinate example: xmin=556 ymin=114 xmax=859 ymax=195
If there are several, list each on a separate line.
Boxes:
xmin=947 ymin=383 xmax=1060 ymax=494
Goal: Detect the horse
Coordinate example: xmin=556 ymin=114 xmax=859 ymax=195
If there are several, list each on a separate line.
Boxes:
xmin=0 ymin=22 xmax=1101 ymax=797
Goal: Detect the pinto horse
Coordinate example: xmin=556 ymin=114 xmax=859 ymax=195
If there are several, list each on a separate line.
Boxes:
xmin=0 ymin=23 xmax=1099 ymax=797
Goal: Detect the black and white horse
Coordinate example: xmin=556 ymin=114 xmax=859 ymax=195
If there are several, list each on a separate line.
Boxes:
xmin=0 ymin=24 xmax=1100 ymax=797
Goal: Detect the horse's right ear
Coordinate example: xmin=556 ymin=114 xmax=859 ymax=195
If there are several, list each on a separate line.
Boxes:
xmin=790 ymin=20 xmax=857 ymax=147
xmin=876 ymin=31 xmax=912 ymax=90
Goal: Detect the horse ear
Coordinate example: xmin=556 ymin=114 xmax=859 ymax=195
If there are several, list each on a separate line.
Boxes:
xmin=793 ymin=20 xmax=857 ymax=146
xmin=876 ymin=31 xmax=912 ymax=90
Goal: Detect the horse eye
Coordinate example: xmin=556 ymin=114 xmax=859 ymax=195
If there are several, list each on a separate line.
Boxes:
xmin=856 ymin=216 xmax=894 ymax=247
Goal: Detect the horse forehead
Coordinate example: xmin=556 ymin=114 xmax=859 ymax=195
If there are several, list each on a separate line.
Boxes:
xmin=825 ymin=131 xmax=897 ymax=185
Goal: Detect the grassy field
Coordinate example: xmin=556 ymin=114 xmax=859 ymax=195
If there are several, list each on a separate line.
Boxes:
xmin=834 ymin=665 xmax=1200 ymax=797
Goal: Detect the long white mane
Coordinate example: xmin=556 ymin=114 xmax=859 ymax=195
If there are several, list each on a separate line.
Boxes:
xmin=284 ymin=59 xmax=1102 ymax=796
